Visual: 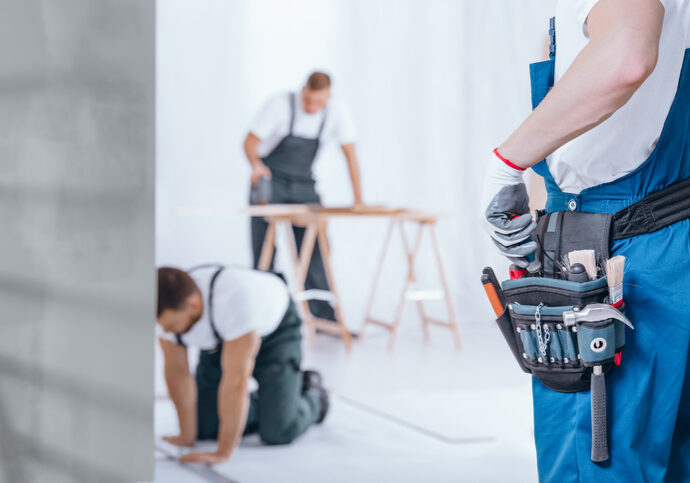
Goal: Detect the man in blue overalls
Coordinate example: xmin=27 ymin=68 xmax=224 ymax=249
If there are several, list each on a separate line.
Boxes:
xmin=482 ymin=0 xmax=690 ymax=481
xmin=243 ymin=72 xmax=363 ymax=323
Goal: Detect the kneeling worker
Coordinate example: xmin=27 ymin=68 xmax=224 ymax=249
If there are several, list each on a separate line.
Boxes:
xmin=156 ymin=265 xmax=329 ymax=464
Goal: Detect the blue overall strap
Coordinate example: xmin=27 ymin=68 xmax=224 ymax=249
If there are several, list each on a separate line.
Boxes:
xmin=549 ymin=17 xmax=556 ymax=60
xmin=529 ymin=18 xmax=559 ymax=186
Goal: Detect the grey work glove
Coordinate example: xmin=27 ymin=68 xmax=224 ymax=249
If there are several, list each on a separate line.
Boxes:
xmin=481 ymin=149 xmax=537 ymax=268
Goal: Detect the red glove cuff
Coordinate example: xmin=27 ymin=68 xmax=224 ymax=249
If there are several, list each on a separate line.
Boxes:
xmin=493 ymin=148 xmax=526 ymax=171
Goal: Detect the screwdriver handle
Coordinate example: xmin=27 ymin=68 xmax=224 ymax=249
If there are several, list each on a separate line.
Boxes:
xmin=482 ymin=280 xmax=505 ymax=317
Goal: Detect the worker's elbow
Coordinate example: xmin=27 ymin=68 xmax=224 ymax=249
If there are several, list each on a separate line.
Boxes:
xmin=244 ymin=132 xmax=260 ymax=148
xmin=611 ymin=35 xmax=658 ymax=89
xmin=617 ymin=54 xmax=656 ymax=88
xmin=222 ymin=369 xmax=252 ymax=391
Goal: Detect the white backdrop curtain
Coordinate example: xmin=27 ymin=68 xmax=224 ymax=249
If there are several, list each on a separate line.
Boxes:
xmin=157 ymin=0 xmax=554 ymax=330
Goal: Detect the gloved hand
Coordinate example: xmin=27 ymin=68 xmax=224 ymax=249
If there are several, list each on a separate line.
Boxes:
xmin=482 ymin=149 xmax=537 ymax=268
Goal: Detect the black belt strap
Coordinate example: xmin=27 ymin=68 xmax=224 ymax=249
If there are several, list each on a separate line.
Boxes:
xmin=612 ymin=176 xmax=690 ymax=240
xmin=176 ymin=265 xmax=225 ymax=348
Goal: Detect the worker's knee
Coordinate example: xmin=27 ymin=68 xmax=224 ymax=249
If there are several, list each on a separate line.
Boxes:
xmin=258 ymin=423 xmax=298 ymax=445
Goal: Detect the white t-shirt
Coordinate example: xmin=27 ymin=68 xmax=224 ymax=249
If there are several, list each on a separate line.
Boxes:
xmin=250 ymin=91 xmax=357 ymax=158
xmin=157 ymin=267 xmax=289 ymax=351
xmin=548 ymin=0 xmax=690 ymax=194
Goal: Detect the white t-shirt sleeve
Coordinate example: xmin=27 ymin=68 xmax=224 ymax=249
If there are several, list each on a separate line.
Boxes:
xmin=214 ymin=271 xmax=289 ymax=342
xmin=250 ymin=94 xmax=288 ymax=140
xmin=333 ymin=102 xmax=357 ymax=145
xmin=576 ymin=0 xmax=669 ymax=40
xmin=574 ymin=0 xmax=599 ymax=38
xmin=156 ymin=323 xmax=177 ymax=344
xmin=215 ymin=283 xmax=255 ymax=342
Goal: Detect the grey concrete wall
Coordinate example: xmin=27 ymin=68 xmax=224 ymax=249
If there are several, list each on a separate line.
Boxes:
xmin=0 ymin=1 xmax=155 ymax=481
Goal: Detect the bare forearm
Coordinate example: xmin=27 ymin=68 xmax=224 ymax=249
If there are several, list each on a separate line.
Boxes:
xmin=348 ymin=161 xmax=363 ymax=204
xmin=165 ymin=371 xmax=197 ymax=441
xmin=500 ymin=3 xmax=661 ymax=168
xmin=243 ymin=133 xmax=263 ymax=168
xmin=342 ymin=144 xmax=363 ymax=203
xmin=216 ymin=379 xmax=250 ymax=458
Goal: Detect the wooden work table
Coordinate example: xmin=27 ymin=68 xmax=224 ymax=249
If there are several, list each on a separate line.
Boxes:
xmin=245 ymin=204 xmax=461 ymax=351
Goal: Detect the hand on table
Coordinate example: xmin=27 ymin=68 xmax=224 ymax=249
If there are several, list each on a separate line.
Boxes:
xmin=251 ymin=163 xmax=271 ymax=186
xmin=481 ymin=149 xmax=537 ymax=268
xmin=179 ymin=451 xmax=230 ymax=465
xmin=351 ymin=201 xmax=367 ymax=212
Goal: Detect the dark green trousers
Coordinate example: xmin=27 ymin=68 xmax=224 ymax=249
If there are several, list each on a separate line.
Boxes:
xmin=196 ymin=300 xmax=321 ymax=445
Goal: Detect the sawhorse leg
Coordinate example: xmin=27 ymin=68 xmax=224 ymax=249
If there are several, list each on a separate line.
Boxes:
xmin=257 ymin=219 xmax=277 ymax=271
xmin=316 ymin=222 xmax=352 ymax=350
xmin=362 ymin=219 xmax=461 ymax=350
xmin=282 ymin=220 xmax=317 ymax=347
xmin=428 ymin=223 xmax=461 ymax=349
xmin=361 ymin=220 xmax=395 ymax=339
xmin=293 ymin=220 xmax=352 ymax=352
xmin=387 ymin=220 xmax=425 ymax=350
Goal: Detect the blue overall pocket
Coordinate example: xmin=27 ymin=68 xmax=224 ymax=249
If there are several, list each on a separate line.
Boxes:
xmin=529 ymin=59 xmax=554 ymax=109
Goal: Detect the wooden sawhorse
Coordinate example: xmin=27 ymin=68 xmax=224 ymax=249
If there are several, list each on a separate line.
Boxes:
xmin=251 ymin=205 xmax=353 ymax=351
xmin=360 ymin=213 xmax=461 ymax=350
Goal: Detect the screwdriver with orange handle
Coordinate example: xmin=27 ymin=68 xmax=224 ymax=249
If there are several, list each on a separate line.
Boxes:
xmin=481 ymin=267 xmax=507 ymax=317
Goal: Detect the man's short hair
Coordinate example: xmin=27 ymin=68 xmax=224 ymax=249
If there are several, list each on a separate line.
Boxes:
xmin=306 ymin=71 xmax=331 ymax=90
xmin=157 ymin=267 xmax=199 ymax=317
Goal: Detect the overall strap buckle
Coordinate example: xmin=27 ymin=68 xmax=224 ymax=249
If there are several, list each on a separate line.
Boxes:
xmin=549 ymin=17 xmax=556 ymax=60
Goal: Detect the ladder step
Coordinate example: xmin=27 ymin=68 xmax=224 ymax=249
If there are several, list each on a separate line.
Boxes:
xmin=294 ymin=289 xmax=335 ymax=302
xmin=406 ymin=289 xmax=444 ymax=301
xmin=364 ymin=317 xmax=394 ymax=330
xmin=425 ymin=317 xmax=453 ymax=328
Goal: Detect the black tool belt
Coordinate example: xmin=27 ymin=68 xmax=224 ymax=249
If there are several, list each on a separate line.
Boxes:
xmin=496 ymin=202 xmax=624 ymax=392
xmin=488 ymin=211 xmax=626 ymax=463
xmin=536 ymin=176 xmax=690 ymax=277
xmin=497 ymin=175 xmax=690 ymax=388
xmin=484 ymin=176 xmax=690 ymax=462
xmin=612 ymin=175 xmax=690 ymax=239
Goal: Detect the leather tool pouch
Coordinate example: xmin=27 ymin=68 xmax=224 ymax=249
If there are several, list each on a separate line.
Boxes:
xmin=533 ymin=210 xmax=613 ymax=278
xmin=491 ymin=210 xmax=625 ymax=393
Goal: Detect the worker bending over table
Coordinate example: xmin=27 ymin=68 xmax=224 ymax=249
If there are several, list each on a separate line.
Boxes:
xmin=157 ymin=265 xmax=329 ymax=464
xmin=243 ymin=71 xmax=362 ymax=322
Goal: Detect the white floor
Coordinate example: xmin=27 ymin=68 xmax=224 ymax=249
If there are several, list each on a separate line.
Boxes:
xmin=153 ymin=322 xmax=538 ymax=483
